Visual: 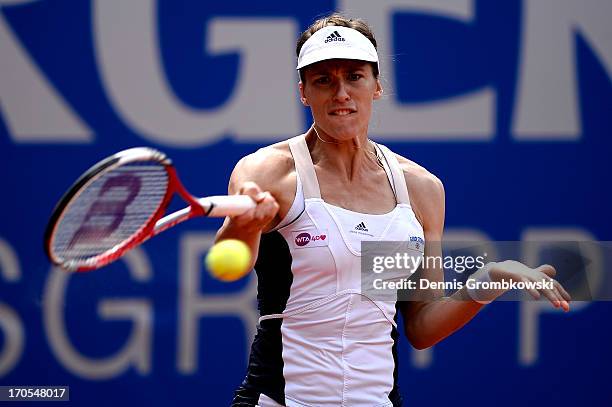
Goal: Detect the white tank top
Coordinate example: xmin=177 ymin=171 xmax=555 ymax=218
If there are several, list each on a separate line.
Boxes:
xmin=236 ymin=135 xmax=424 ymax=407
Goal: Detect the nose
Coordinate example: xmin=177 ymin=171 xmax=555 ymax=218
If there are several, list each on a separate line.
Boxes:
xmin=332 ymin=79 xmax=350 ymax=103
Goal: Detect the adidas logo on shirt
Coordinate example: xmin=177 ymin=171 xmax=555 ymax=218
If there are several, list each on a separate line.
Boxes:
xmin=354 ymin=222 xmax=369 ymax=232
xmin=325 ymin=30 xmax=346 ymax=43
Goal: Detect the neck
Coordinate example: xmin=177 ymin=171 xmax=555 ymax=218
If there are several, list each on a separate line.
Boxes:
xmin=306 ymin=124 xmax=380 ymax=182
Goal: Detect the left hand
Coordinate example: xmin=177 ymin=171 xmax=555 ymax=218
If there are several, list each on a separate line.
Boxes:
xmin=469 ymin=260 xmax=572 ymax=311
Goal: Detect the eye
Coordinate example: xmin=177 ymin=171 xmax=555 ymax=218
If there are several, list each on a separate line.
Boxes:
xmin=314 ymin=76 xmax=331 ymax=85
xmin=348 ymin=72 xmax=363 ymax=81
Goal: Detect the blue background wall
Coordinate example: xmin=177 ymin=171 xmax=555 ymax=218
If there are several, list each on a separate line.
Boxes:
xmin=1 ymin=0 xmax=610 ymax=405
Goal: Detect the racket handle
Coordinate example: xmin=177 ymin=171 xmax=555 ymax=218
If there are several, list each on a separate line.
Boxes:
xmin=200 ymin=195 xmax=256 ymax=217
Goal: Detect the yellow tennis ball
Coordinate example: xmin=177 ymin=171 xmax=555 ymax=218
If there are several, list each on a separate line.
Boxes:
xmin=205 ymin=239 xmax=252 ymax=282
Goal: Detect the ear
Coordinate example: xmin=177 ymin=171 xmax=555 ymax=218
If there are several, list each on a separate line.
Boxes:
xmin=299 ymin=82 xmax=309 ymax=106
xmin=373 ymin=79 xmax=383 ymax=100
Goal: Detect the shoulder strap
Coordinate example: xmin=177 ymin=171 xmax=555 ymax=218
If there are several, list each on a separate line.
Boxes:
xmin=372 ymin=144 xmax=397 ymax=199
xmin=288 ymin=135 xmax=321 ymax=199
xmin=375 ymin=144 xmax=411 ymax=205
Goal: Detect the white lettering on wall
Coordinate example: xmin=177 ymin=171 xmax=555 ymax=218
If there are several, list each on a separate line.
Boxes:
xmin=0 ymin=2 xmax=92 ymax=142
xmin=519 ymin=228 xmax=598 ymax=365
xmin=0 ymin=238 xmax=23 ymax=376
xmin=339 ymin=0 xmax=495 ymax=139
xmin=513 ymin=0 xmax=612 ymax=139
xmin=177 ymin=232 xmax=257 ymax=374
xmin=93 ymin=0 xmax=301 ymax=146
xmin=43 ymin=248 xmax=153 ymax=379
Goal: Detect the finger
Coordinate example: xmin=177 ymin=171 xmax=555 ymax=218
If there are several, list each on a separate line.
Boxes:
xmin=241 ymin=189 xmax=263 ymax=202
xmin=538 ymin=276 xmax=570 ymax=311
xmin=521 ymin=276 xmax=541 ymax=300
xmin=239 ymin=182 xmax=263 ymax=199
xmin=232 ymin=207 xmax=256 ymax=222
xmin=265 ymin=197 xmax=280 ymax=216
xmin=536 ymin=264 xmax=556 ymax=278
xmin=550 ymin=283 xmax=570 ymax=311
xmin=539 ymin=286 xmax=561 ymax=308
xmin=560 ymin=299 xmax=570 ymax=312
xmin=258 ymin=191 xmax=274 ymax=203
xmin=254 ymin=191 xmax=277 ymax=205
xmin=254 ymin=206 xmax=275 ymax=221
xmin=549 ymin=287 xmax=569 ymax=311
xmin=253 ymin=194 xmax=279 ymax=220
xmin=264 ymin=193 xmax=280 ymax=209
xmin=253 ymin=194 xmax=274 ymax=214
xmin=555 ymin=281 xmax=572 ymax=302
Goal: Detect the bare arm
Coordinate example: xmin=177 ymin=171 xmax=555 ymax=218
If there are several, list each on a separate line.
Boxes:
xmin=398 ymin=168 xmax=484 ymax=350
xmin=398 ymin=159 xmax=570 ymax=350
xmin=215 ymin=145 xmax=294 ymax=270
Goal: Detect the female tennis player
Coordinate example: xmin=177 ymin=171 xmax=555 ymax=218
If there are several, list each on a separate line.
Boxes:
xmin=215 ymin=14 xmax=571 ymax=407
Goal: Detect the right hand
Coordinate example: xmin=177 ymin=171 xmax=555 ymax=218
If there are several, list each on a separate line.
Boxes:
xmin=230 ymin=181 xmax=280 ymax=233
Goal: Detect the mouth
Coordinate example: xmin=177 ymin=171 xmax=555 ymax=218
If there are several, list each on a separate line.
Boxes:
xmin=329 ymin=108 xmax=357 ymax=116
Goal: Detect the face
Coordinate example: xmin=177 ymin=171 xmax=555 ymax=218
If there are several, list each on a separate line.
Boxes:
xmin=299 ymin=59 xmax=383 ymax=141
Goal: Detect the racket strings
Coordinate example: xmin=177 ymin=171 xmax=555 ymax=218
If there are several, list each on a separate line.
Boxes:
xmin=52 ymin=162 xmax=169 ymax=263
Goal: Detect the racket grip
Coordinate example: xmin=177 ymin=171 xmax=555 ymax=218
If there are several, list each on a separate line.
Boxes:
xmin=200 ymin=195 xmax=256 ymax=217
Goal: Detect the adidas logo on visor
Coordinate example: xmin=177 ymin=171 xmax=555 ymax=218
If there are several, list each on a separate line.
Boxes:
xmin=324 ymin=30 xmax=346 ymax=43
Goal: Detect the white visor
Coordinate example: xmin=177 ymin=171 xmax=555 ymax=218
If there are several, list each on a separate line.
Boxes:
xmin=296 ymin=26 xmax=379 ymax=70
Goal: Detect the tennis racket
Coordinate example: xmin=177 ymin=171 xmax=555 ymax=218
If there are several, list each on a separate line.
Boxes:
xmin=44 ymin=147 xmax=255 ymax=272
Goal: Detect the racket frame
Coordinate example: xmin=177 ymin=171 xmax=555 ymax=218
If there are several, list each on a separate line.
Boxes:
xmin=44 ymin=147 xmax=206 ymax=272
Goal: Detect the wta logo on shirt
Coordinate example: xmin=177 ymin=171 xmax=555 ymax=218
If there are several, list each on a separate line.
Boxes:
xmin=292 ymin=230 xmax=328 ymax=248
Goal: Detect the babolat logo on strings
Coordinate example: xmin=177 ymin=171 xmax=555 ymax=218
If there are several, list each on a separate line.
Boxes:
xmin=325 ymin=31 xmax=346 ymax=43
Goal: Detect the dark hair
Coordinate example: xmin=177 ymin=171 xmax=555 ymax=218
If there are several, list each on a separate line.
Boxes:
xmin=296 ymin=13 xmax=379 ymax=83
